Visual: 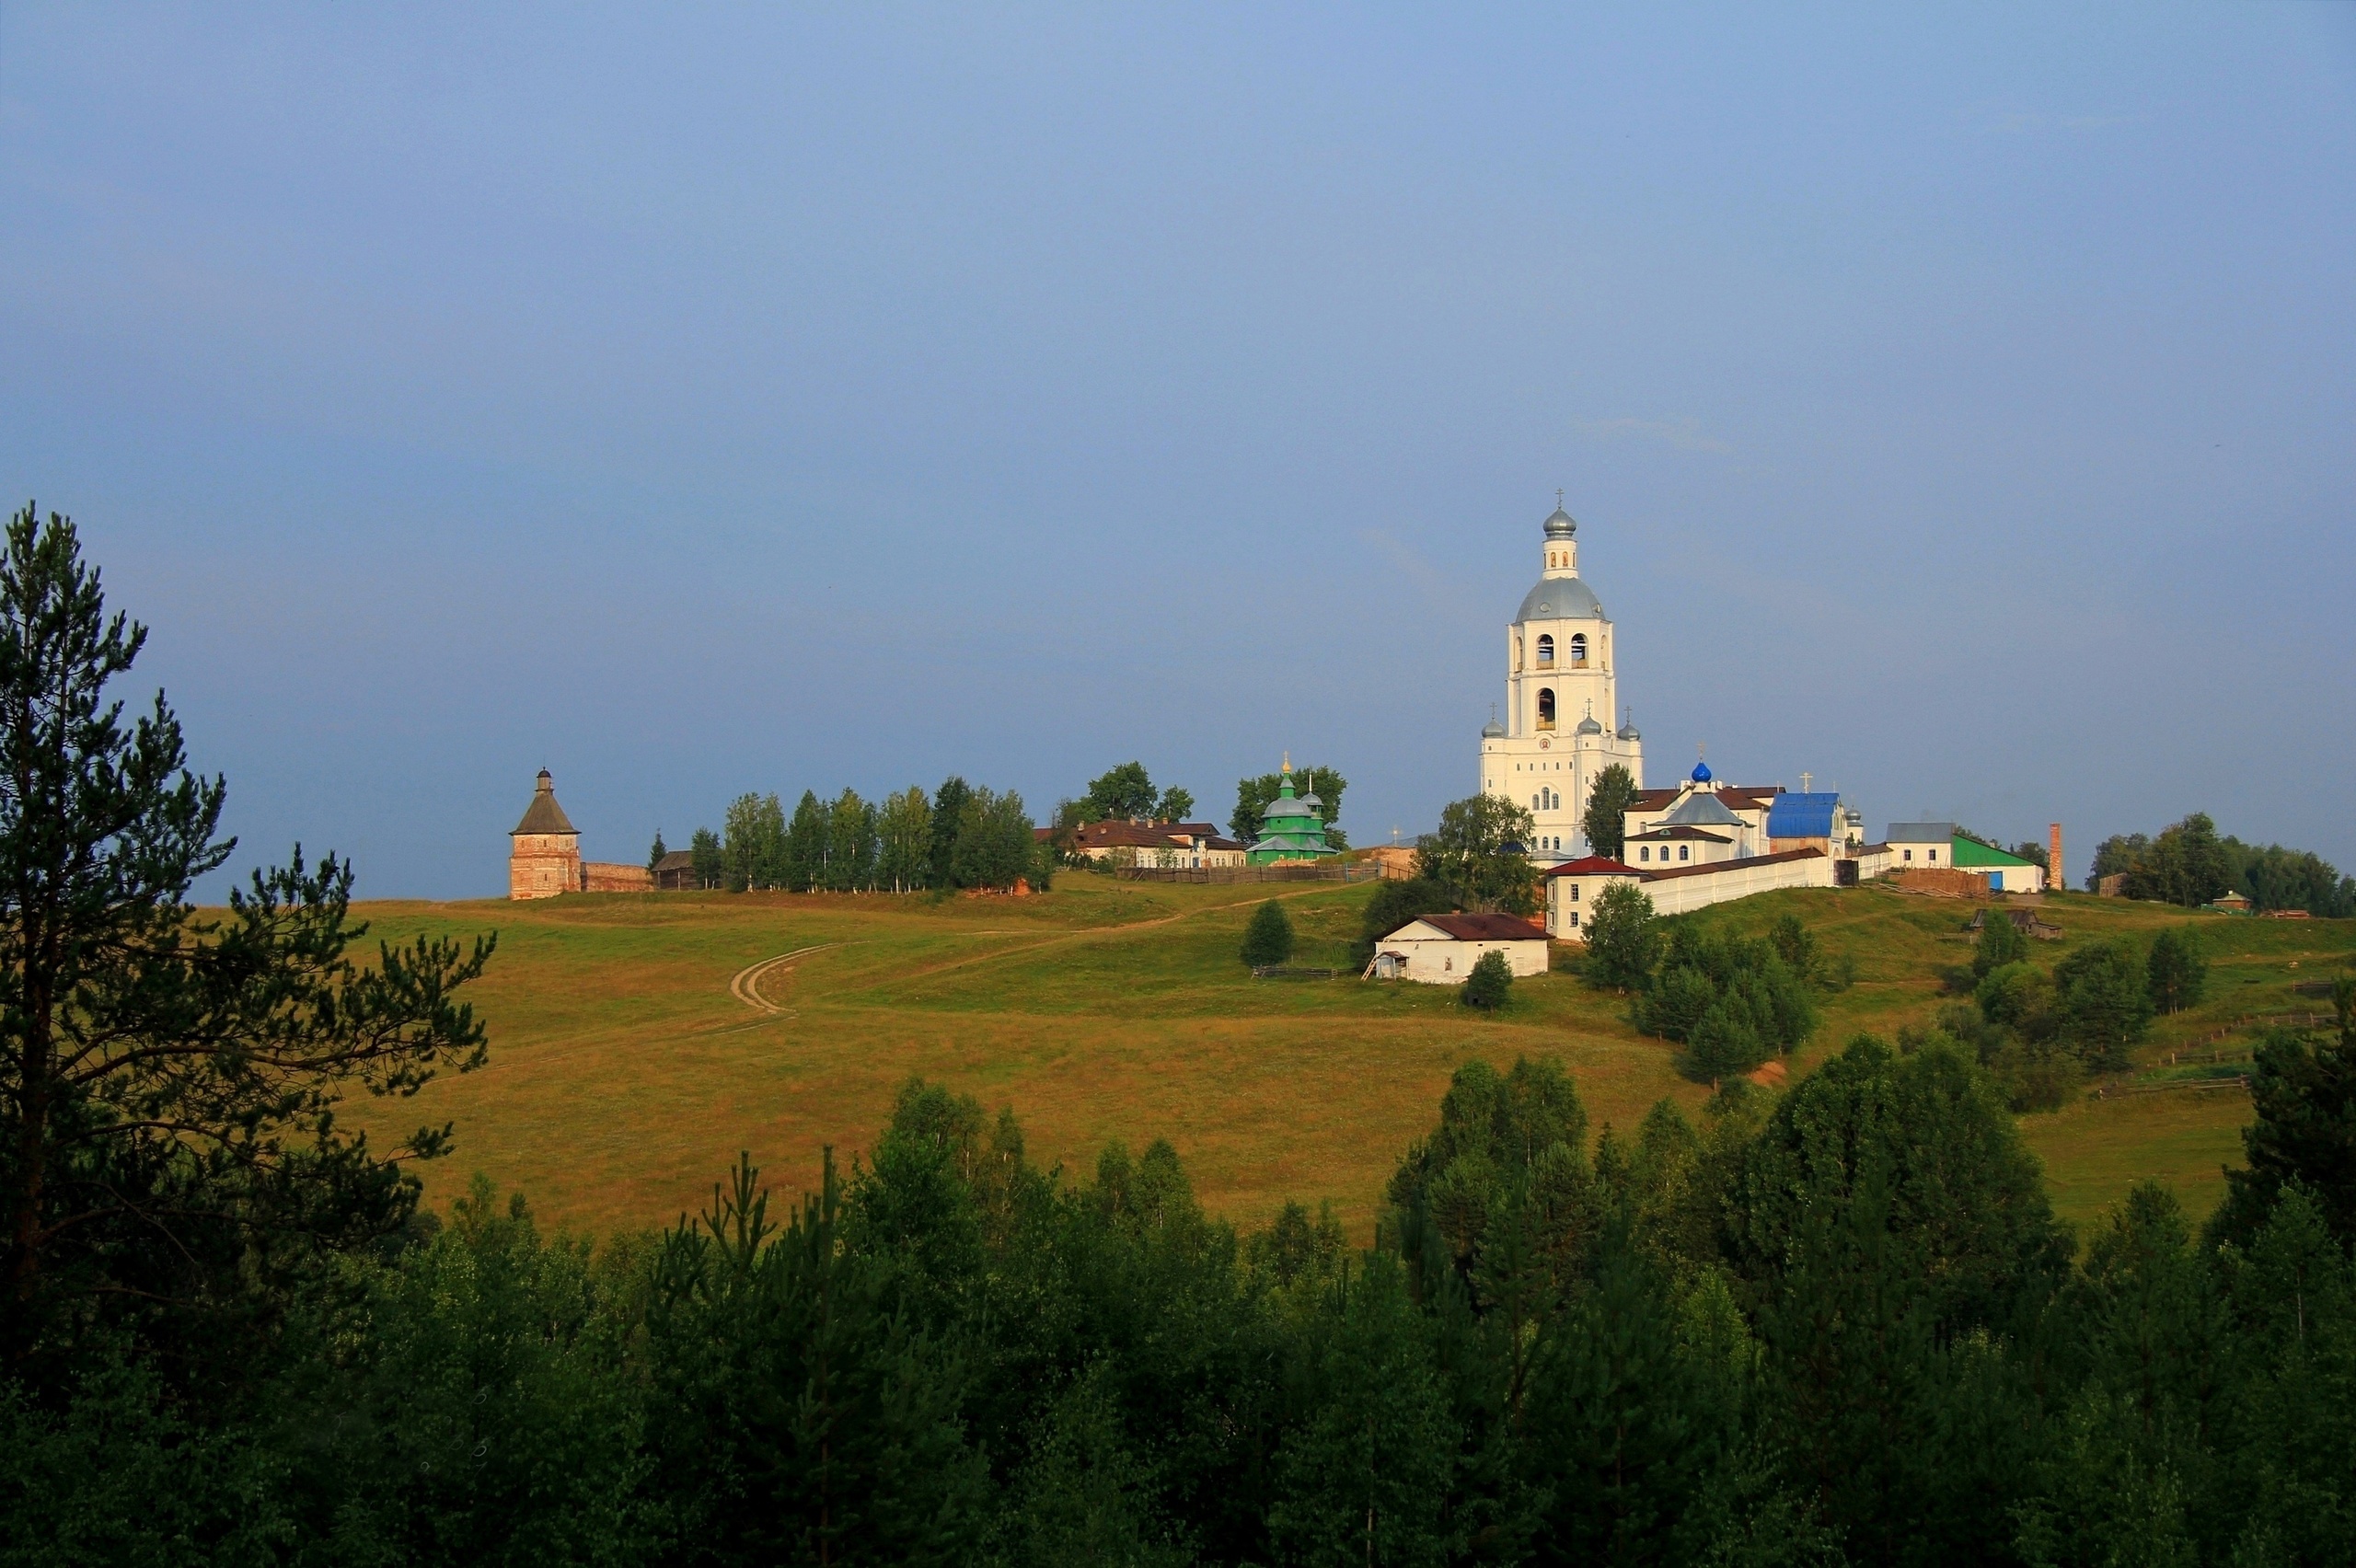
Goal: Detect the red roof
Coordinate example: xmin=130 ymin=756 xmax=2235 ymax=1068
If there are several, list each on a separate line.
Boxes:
xmin=1542 ymin=856 xmax=1643 ymax=877
xmin=1398 ymin=913 xmax=1550 ymax=941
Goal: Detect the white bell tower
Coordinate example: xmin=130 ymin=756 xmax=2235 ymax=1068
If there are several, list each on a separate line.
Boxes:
xmin=1477 ymin=496 xmax=1646 ymax=862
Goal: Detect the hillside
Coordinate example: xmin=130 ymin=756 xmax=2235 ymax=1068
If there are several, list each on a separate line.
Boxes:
xmin=339 ymin=875 xmax=2354 ymax=1239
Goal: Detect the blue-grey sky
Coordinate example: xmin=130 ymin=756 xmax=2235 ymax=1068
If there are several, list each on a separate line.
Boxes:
xmin=4 ymin=6 xmax=2351 ymax=899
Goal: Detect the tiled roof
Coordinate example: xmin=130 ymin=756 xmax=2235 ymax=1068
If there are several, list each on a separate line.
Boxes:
xmin=1628 ymin=825 xmax=1733 ymax=842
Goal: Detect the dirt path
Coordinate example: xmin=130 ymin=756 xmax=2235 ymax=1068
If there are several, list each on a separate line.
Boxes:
xmin=727 ymin=944 xmax=837 ymax=1014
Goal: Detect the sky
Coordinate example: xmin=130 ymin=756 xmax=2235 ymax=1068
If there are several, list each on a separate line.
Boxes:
xmin=2 ymin=6 xmax=2351 ymax=900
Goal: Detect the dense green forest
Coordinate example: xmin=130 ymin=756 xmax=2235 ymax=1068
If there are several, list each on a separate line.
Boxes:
xmin=7 ymin=503 xmax=2356 ymax=1564
xmin=8 ymin=1028 xmax=2356 ymax=1566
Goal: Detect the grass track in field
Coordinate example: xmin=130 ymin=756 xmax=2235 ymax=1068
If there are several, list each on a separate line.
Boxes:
xmin=332 ymin=875 xmax=2353 ymax=1244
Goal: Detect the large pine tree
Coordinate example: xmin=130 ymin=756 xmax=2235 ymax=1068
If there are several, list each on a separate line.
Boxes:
xmin=0 ymin=504 xmax=494 ymax=1371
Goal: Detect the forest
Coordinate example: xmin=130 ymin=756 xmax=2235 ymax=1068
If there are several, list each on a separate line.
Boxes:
xmin=8 ymin=1022 xmax=2356 ymax=1566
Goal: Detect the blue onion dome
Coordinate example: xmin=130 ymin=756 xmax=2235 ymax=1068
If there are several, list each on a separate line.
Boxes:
xmin=1617 ymin=714 xmax=1641 ymax=741
xmin=1576 ymin=713 xmax=1603 ymax=736
xmin=1543 ymin=503 xmax=1576 ymax=540
xmin=1482 ymin=714 xmax=1505 ymax=739
xmin=1692 ymin=758 xmax=1713 ymax=784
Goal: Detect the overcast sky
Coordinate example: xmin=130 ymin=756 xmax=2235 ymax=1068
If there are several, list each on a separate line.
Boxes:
xmin=4 ymin=6 xmax=2350 ymax=899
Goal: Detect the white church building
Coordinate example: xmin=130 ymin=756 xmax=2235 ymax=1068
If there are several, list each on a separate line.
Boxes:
xmin=1477 ymin=500 xmax=1646 ymax=859
xmin=1474 ymin=498 xmax=1867 ymax=933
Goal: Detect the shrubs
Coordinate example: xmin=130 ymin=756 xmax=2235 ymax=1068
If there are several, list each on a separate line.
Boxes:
xmin=1462 ymin=950 xmax=1513 ymax=1010
xmin=1971 ymin=910 xmax=2029 ymax=978
xmin=1242 ymin=898 xmax=1296 ymax=968
xmin=1929 ymin=927 xmax=2200 ymax=1109
xmin=1631 ymin=922 xmax=1819 ymax=1081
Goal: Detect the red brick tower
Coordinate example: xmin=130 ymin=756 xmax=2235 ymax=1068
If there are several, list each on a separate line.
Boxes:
xmin=509 ymin=769 xmax=583 ymax=899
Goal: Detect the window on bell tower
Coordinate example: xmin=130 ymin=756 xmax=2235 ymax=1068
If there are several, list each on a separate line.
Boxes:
xmin=1535 ymin=634 xmax=1553 ymax=665
xmin=1537 ymin=688 xmax=1555 ymax=730
xmin=1569 ymin=633 xmax=1588 ymax=666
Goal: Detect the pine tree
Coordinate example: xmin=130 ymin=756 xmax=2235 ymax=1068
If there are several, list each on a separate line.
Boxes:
xmin=0 ymin=504 xmax=495 ymax=1368
xmin=782 ymin=790 xmax=827 ymax=892
xmin=1241 ymin=898 xmax=1295 ymax=969
xmin=929 ymin=776 xmax=972 ymax=890
xmin=688 ymin=825 xmax=722 ymax=890
xmin=646 ymin=830 xmax=667 ymax=875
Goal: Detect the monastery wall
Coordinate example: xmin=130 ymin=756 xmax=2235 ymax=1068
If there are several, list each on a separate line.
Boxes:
xmin=583 ymin=862 xmax=654 ymax=894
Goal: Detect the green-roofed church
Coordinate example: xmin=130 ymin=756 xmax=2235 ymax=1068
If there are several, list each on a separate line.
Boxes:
xmin=1246 ymin=757 xmax=1339 ymax=865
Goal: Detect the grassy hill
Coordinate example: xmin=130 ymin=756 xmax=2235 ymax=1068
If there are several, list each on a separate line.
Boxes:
xmin=337 ymin=874 xmax=2354 ymax=1242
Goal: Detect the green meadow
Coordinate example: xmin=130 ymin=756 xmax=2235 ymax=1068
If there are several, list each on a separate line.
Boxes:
xmin=340 ymin=875 xmax=2352 ymax=1241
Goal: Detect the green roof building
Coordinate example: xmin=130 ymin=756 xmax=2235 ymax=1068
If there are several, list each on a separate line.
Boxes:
xmin=1246 ymin=761 xmax=1338 ymax=865
xmin=1948 ymin=835 xmax=2045 ymax=894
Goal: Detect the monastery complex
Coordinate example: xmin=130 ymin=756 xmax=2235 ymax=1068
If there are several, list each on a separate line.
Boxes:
xmin=504 ymin=496 xmax=2053 ymax=944
xmin=1474 ymin=500 xmax=2049 ymax=945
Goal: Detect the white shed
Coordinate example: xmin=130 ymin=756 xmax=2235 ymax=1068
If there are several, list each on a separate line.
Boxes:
xmin=1366 ymin=913 xmax=1552 ymax=985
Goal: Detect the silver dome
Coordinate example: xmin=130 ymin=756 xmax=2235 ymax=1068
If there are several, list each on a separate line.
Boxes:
xmin=1517 ymin=575 xmax=1604 ymax=623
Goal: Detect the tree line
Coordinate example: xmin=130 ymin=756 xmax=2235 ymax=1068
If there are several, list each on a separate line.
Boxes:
xmin=677 ymin=777 xmax=1053 ymax=894
xmin=2090 ymin=810 xmax=2355 ymax=917
xmin=1042 ymin=760 xmax=1352 ymax=849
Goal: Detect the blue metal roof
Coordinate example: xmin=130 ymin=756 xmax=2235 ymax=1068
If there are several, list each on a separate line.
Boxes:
xmin=1766 ymin=792 xmax=1842 ymax=839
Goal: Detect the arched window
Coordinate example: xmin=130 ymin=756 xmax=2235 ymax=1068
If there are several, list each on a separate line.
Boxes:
xmin=1537 ymin=688 xmax=1555 ymax=729
xmin=1569 ymin=633 xmax=1588 ymax=666
xmin=1535 ymin=634 xmax=1554 ymax=665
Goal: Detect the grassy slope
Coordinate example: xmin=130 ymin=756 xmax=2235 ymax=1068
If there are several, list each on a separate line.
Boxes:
xmin=338 ymin=877 xmax=2353 ymax=1242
